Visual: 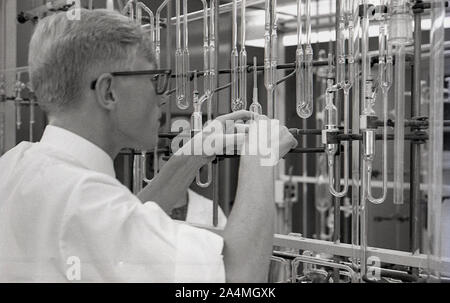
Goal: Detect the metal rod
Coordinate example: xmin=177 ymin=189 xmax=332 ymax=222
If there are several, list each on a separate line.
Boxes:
xmin=212 ymin=0 xmax=220 ymax=227
xmin=410 ymin=8 xmax=422 ymax=256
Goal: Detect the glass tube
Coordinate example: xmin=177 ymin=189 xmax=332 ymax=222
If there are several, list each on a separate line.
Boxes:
xmin=336 ymin=0 xmax=346 ymax=86
xmin=264 ymin=0 xmax=277 ymax=118
xmin=136 ymin=2 xmax=155 ymax=48
xmin=350 ymin=0 xmax=360 ymax=271
xmin=361 ymin=0 xmax=371 ymax=115
xmin=427 ymin=0 xmax=445 ymax=280
xmin=302 ymin=0 xmax=313 ymax=118
xmin=315 ymin=50 xmax=330 ymax=238
xmin=359 ymin=0 xmax=370 ymax=280
xmin=175 ymin=0 xmax=186 ymax=108
xmin=393 ymin=44 xmax=405 ymax=205
xmin=239 ymin=0 xmax=247 ymax=109
xmin=367 ymin=9 xmax=391 ymax=204
xmin=295 ymin=0 xmax=305 ymax=118
xmin=182 ymin=0 xmax=191 ymax=109
xmin=200 ymin=0 xmax=210 ymax=97
xmin=191 ymin=74 xmax=212 ymax=188
xmin=231 ymin=0 xmax=240 ymax=111
xmin=155 ymin=0 xmax=169 ymax=66
xmin=208 ymin=0 xmax=216 ymax=121
xmin=249 ymin=57 xmax=262 ymax=114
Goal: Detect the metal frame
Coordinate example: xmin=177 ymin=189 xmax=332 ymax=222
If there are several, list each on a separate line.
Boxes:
xmin=189 ymin=221 xmax=450 ymax=275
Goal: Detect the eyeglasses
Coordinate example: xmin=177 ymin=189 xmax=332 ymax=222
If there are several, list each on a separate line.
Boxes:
xmin=90 ymin=69 xmax=171 ymax=95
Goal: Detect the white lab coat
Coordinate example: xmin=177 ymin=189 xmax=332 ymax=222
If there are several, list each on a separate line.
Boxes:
xmin=186 ymin=189 xmax=227 ymax=229
xmin=0 ymin=125 xmax=225 ymax=282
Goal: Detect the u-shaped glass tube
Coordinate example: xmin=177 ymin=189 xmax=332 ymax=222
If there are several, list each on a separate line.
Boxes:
xmin=175 ymin=0 xmax=190 ymax=109
xmin=302 ymin=0 xmax=313 ymax=118
xmin=366 ymin=8 xmax=392 ymax=205
xmin=325 ymin=0 xmax=348 ymax=199
xmin=141 ymin=150 xmax=159 ymax=184
xmin=191 ymin=74 xmax=212 ymax=188
xmin=198 ymin=1 xmax=213 ymax=188
xmin=264 ymin=0 xmax=277 ymax=118
xmin=295 ymin=0 xmax=305 ymax=118
xmin=249 ymin=57 xmax=262 ymax=115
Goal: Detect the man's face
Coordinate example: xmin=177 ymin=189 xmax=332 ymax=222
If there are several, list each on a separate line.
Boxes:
xmin=112 ymin=56 xmax=163 ymax=150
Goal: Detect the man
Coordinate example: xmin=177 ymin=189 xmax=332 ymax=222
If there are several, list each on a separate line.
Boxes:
xmin=0 ymin=9 xmax=297 ymax=282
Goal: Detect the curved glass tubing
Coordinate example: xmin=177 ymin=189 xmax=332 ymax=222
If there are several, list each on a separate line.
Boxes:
xmin=295 ymin=0 xmax=313 ymax=119
xmin=363 ymin=5 xmax=392 ymax=205
xmin=322 ymin=0 xmax=354 ymax=199
xmin=191 ymin=72 xmax=213 ymax=188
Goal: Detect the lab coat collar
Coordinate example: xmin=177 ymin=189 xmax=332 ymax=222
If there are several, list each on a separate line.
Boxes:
xmin=40 ymin=125 xmax=116 ymax=178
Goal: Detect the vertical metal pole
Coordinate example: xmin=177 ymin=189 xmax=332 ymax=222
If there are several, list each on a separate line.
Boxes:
xmin=165 ymin=0 xmax=173 ymax=134
xmin=410 ymin=8 xmax=422 ymax=255
xmin=212 ymin=0 xmax=220 ymax=227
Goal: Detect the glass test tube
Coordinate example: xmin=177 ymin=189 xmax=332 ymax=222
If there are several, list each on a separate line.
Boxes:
xmin=239 ymin=0 xmax=247 ymax=109
xmin=295 ymin=0 xmax=305 ymax=118
xmin=249 ymin=57 xmax=262 ymax=115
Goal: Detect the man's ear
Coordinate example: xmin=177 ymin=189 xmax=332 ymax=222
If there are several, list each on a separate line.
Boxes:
xmin=94 ymin=73 xmax=117 ymax=110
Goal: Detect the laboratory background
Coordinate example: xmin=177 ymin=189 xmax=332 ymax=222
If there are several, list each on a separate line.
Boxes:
xmin=1 ymin=0 xmax=450 ymax=283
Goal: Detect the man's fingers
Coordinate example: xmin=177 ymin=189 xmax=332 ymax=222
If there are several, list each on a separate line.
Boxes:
xmin=216 ymin=110 xmax=257 ymax=124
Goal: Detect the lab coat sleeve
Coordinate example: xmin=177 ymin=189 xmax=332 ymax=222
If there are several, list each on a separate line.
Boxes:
xmin=59 ymin=174 xmax=225 ymax=282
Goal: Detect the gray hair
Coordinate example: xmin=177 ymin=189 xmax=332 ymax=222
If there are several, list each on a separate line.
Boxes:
xmin=28 ymin=9 xmax=155 ymax=113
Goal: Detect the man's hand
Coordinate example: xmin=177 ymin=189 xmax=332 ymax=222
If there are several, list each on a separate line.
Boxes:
xmin=241 ymin=115 xmax=298 ymax=166
xmin=174 ymin=110 xmax=257 ymax=158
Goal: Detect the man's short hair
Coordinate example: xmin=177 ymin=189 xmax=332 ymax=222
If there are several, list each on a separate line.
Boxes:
xmin=28 ymin=9 xmax=155 ymax=114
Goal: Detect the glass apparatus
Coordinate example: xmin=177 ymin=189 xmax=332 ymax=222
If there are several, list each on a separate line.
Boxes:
xmin=388 ymin=0 xmax=413 ymax=205
xmin=249 ymin=57 xmax=263 ymax=114
xmin=175 ymin=0 xmax=191 ymax=110
xmin=264 ymin=0 xmax=278 ymax=118
xmin=363 ymin=0 xmax=392 ymax=205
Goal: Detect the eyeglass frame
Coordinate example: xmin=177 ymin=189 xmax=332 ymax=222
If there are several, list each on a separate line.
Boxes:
xmin=90 ymin=69 xmax=171 ymax=95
